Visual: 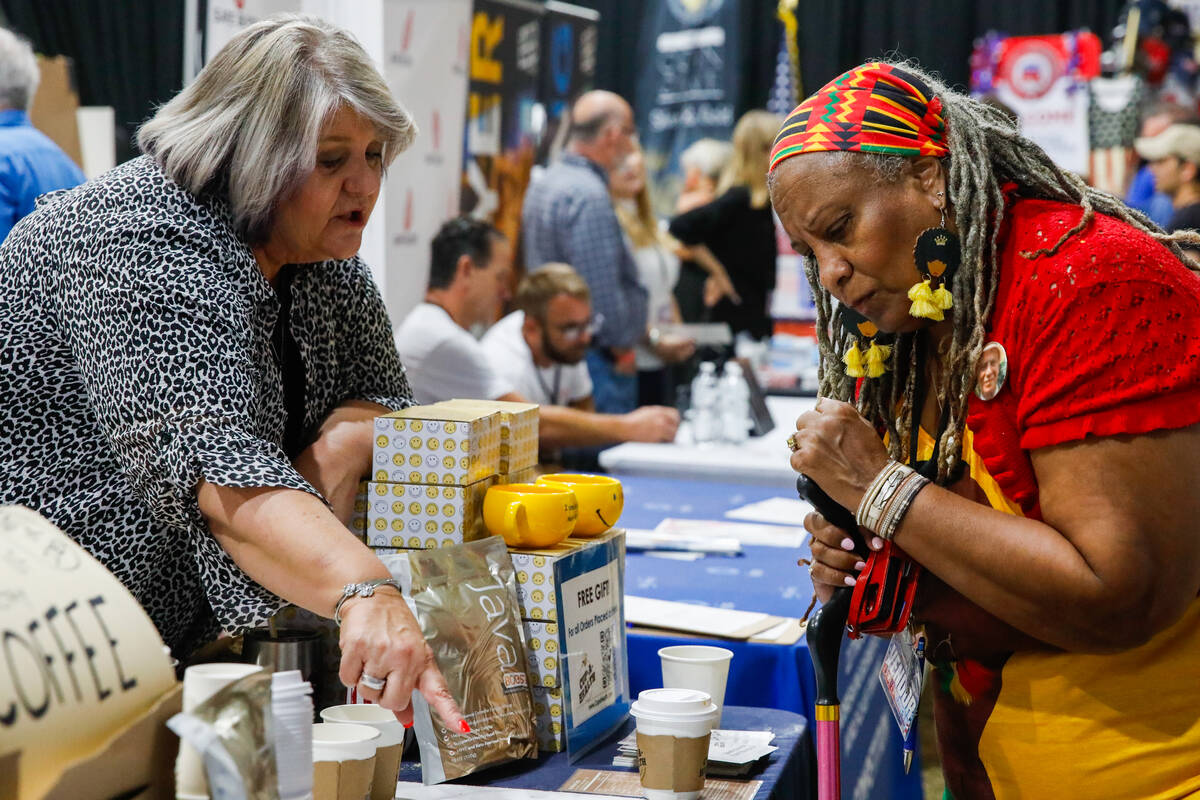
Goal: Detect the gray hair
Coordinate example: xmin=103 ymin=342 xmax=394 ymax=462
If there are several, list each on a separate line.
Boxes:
xmin=680 ymin=138 xmax=733 ymax=181
xmin=0 ymin=27 xmax=39 ymax=112
xmin=137 ymin=14 xmax=415 ymax=244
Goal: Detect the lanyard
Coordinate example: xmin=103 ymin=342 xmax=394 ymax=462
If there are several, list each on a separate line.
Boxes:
xmin=534 ymin=365 xmax=562 ymax=405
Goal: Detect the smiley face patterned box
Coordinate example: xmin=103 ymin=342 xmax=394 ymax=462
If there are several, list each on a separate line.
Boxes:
xmin=532 ymin=685 xmax=566 ymax=752
xmin=508 ymin=540 xmax=583 ymax=621
xmin=362 ymin=478 xmax=495 ymax=548
xmin=348 ymin=481 xmax=368 ymax=541
xmin=373 ymin=405 xmax=500 ymax=486
xmin=522 ymin=619 xmax=562 ymax=689
xmin=498 ymin=465 xmax=539 ymax=485
xmin=508 ymin=529 xmax=624 ymax=622
xmin=442 ymin=399 xmax=539 ymax=472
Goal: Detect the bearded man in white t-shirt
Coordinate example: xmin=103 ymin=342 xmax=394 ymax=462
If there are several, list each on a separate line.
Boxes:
xmin=395 ymin=217 xmax=518 ymax=404
xmin=481 ymin=262 xmax=679 ymax=451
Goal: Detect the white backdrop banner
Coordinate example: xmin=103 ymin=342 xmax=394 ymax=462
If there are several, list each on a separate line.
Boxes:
xmin=382 ymin=0 xmax=471 ymax=325
xmin=205 ymin=0 xmax=303 ymax=62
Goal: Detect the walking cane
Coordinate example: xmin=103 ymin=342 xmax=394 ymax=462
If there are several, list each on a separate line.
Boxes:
xmin=798 ymin=474 xmax=861 ymax=800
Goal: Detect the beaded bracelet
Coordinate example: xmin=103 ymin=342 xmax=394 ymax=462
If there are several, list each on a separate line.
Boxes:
xmin=855 ymin=460 xmax=930 ymax=541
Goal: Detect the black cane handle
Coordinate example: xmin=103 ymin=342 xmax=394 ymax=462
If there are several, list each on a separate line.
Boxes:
xmin=798 ymin=474 xmax=856 ymax=706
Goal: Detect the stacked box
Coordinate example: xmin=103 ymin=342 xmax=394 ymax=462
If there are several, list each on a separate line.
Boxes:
xmin=522 ymin=619 xmax=562 ymax=689
xmin=508 ymin=529 xmax=625 ymax=622
xmin=443 ymin=399 xmax=539 ymax=473
xmin=372 ymin=405 xmax=500 ymax=486
xmin=532 ymin=686 xmax=566 ymax=752
xmin=509 ymin=540 xmax=585 ymax=621
xmin=362 ymin=477 xmax=495 ymax=549
xmin=498 ymin=465 xmax=539 ymax=485
xmin=348 ymin=481 xmax=368 ymax=541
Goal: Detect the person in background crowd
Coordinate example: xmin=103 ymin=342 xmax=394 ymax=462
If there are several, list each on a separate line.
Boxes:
xmin=481 ymin=263 xmax=679 ymax=453
xmin=0 ymin=26 xmax=85 ymax=240
xmin=521 ymin=90 xmax=648 ymax=415
xmin=395 ymin=216 xmax=516 ymax=404
xmin=676 ymin=137 xmax=732 ymax=214
xmin=0 ymin=15 xmax=463 ymax=727
xmin=674 ymin=137 xmax=735 ymax=322
xmin=1125 ymin=101 xmax=1191 ymax=228
xmin=777 ymin=60 xmax=1200 ymax=796
xmin=610 ymin=146 xmax=695 ymax=406
xmin=670 ymin=110 xmax=781 ymax=341
xmin=1135 ymin=121 xmax=1200 ymax=253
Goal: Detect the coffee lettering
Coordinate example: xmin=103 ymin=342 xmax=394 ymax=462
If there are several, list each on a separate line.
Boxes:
xmin=43 ymin=605 xmax=84 ymax=702
xmin=25 ymin=619 xmax=64 ymax=704
xmin=63 ymin=600 xmax=110 ymax=701
xmin=2 ymin=630 xmax=50 ymax=719
xmin=88 ymin=596 xmax=137 ymax=691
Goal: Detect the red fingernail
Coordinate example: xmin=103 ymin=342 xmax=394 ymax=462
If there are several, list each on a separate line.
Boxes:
xmin=459 ymin=720 xmax=471 ymax=733
xmin=403 ymin=722 xmax=413 ymax=728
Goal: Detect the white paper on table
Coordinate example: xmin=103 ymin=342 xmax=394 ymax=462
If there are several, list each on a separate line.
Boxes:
xmin=617 ymin=729 xmax=777 ymax=766
xmin=654 ymin=517 xmax=807 ymax=549
xmin=395 ymin=786 xmax=637 ymax=799
xmin=625 ymin=527 xmax=742 ymax=555
xmin=625 ymin=595 xmax=781 ymax=639
xmin=724 ymin=496 xmax=813 ymax=527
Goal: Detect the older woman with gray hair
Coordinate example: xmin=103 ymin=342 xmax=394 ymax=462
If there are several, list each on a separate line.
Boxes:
xmin=0 ymin=25 xmax=85 ymax=239
xmin=0 ymin=15 xmax=464 ymax=728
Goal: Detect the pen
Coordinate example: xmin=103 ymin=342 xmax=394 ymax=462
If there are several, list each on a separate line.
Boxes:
xmin=902 ymin=634 xmax=926 ymax=774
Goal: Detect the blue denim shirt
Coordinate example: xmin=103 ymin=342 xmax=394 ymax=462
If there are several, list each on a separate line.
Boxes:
xmin=0 ymin=109 xmax=86 ymax=240
xmin=521 ymin=152 xmax=648 ymax=349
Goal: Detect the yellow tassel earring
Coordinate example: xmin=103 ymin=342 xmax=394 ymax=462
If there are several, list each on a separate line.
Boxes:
xmin=841 ymin=308 xmax=892 ymax=379
xmin=910 ymin=191 xmax=960 ymax=321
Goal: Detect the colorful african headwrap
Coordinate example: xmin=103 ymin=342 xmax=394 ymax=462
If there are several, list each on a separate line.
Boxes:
xmin=768 ymin=62 xmax=948 ymax=173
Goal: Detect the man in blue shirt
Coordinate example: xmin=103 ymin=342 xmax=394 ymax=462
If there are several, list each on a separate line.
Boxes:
xmin=521 ymin=90 xmax=648 ymax=414
xmin=0 ymin=27 xmax=86 ymax=241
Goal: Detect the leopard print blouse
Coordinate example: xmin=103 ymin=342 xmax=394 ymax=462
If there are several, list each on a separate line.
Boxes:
xmin=0 ymin=156 xmax=412 ymax=657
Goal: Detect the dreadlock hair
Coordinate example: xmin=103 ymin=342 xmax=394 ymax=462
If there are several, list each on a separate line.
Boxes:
xmin=770 ymin=59 xmax=1200 ymax=483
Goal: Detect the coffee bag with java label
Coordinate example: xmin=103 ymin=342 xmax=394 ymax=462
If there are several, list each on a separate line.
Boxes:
xmin=406 ymin=537 xmax=537 ymax=784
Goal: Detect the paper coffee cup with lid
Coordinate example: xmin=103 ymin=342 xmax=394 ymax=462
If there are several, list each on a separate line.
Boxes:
xmin=630 ymin=687 xmax=719 ymax=800
xmin=320 ymin=704 xmax=405 ymax=800
xmin=312 ymin=721 xmax=380 ymax=800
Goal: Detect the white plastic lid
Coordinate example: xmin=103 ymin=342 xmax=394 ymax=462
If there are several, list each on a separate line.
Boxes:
xmin=630 ymin=688 xmax=718 ymax=722
xmin=311 ymin=722 xmax=380 ymax=761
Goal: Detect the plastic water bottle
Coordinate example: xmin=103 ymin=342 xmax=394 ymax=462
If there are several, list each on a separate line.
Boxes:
xmin=689 ymin=361 xmax=720 ymax=445
xmin=718 ymin=360 xmax=752 ymax=444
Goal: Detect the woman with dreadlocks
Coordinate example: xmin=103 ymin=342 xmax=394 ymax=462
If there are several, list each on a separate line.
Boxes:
xmin=774 ymin=61 xmax=1200 ymax=798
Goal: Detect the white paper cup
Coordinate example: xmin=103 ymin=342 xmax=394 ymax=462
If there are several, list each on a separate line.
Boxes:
xmin=658 ymin=645 xmax=733 ymax=727
xmin=320 ymin=705 xmax=404 ymax=800
xmin=630 ymin=688 xmax=719 ymax=800
xmin=176 ymin=662 xmax=265 ymax=800
xmin=312 ymin=722 xmax=380 ymax=800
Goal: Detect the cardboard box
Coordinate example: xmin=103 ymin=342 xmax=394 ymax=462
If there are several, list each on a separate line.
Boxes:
xmin=498 ymin=465 xmax=539 ymax=485
xmin=442 ymin=399 xmax=539 ymax=472
xmin=532 ymin=686 xmax=565 ymax=753
xmin=509 ymin=530 xmax=623 ymax=622
xmin=509 ymin=540 xmax=582 ymax=621
xmin=362 ymin=477 xmax=495 ymax=549
xmin=349 ymin=481 xmax=368 ymax=541
xmin=523 ymin=619 xmax=562 ymax=689
xmin=372 ymin=405 xmax=500 ymax=486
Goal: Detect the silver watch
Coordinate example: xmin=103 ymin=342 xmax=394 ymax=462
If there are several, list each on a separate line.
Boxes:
xmin=333 ymin=578 xmax=403 ymax=625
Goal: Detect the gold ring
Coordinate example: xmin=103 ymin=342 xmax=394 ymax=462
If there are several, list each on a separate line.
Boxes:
xmin=786 ymin=434 xmax=798 ymax=452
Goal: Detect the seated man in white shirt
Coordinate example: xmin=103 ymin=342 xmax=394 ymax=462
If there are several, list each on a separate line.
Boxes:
xmin=482 ymin=262 xmax=679 ymax=450
xmin=395 ymin=217 xmax=516 ymax=404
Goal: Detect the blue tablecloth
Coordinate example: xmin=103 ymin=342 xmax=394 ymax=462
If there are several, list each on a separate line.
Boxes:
xmin=617 ymin=474 xmax=924 ymax=800
xmin=397 ymin=705 xmax=809 ymax=798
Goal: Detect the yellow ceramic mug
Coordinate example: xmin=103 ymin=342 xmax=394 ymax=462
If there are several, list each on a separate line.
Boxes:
xmin=536 ymin=473 xmax=624 ymax=536
xmin=484 ymin=483 xmax=578 ymax=548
